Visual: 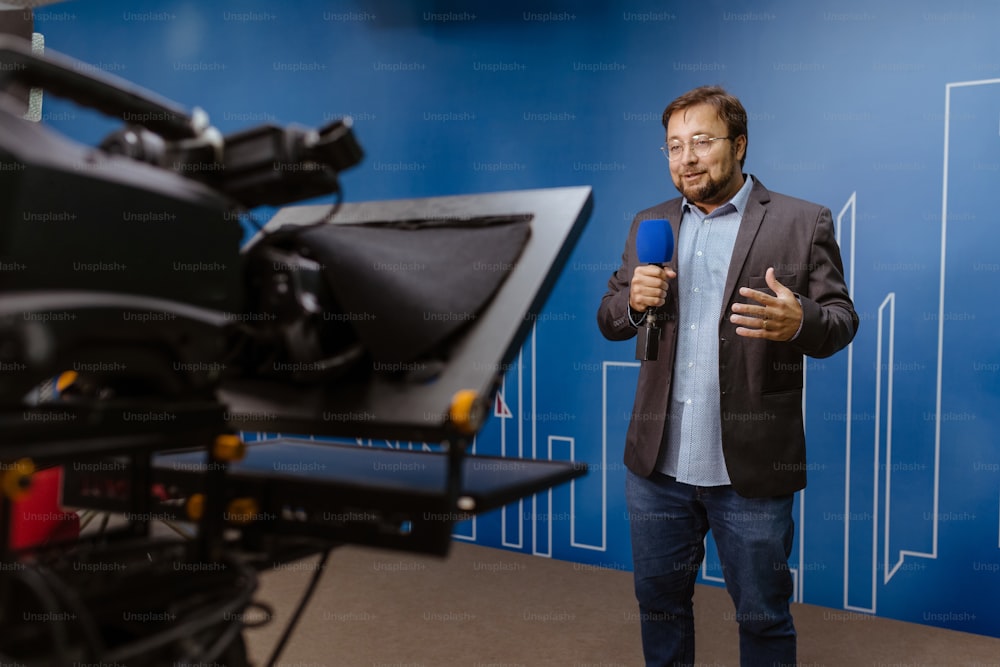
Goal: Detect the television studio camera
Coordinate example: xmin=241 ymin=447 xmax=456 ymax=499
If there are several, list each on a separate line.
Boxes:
xmin=0 ymin=35 xmax=592 ymax=666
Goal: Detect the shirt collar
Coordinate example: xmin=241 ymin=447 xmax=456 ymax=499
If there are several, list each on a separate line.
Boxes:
xmin=682 ymin=174 xmax=754 ymax=219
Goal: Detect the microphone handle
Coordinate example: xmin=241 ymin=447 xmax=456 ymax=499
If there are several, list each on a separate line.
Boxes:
xmin=635 ymin=306 xmax=661 ymax=361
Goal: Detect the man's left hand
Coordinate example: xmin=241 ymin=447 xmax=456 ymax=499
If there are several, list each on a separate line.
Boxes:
xmin=730 ymin=267 xmax=802 ymax=341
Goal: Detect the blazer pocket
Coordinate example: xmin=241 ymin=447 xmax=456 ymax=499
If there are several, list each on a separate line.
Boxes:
xmin=747 ymin=273 xmax=796 ymax=298
xmin=761 ymin=386 xmax=802 ymax=398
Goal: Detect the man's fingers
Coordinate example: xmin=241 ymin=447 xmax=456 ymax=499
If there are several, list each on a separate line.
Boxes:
xmin=630 ymin=265 xmax=671 ymax=311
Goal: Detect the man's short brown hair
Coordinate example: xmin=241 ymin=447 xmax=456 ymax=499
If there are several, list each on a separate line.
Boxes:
xmin=662 ymin=85 xmax=748 ymax=167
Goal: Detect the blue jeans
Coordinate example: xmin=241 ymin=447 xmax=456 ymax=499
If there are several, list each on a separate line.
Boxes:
xmin=626 ymin=470 xmax=796 ymax=667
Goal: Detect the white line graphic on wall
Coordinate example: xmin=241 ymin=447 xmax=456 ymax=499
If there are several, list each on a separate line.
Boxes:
xmin=596 ymin=361 xmax=638 ymax=552
xmin=501 ymin=349 xmax=525 ymax=549
xmin=838 ymin=191 xmax=870 ymax=613
xmin=879 ymin=294 xmax=897 ymax=585
xmin=841 ymin=78 xmax=1000 ymax=614
xmin=882 ymin=77 xmax=1000 ymax=583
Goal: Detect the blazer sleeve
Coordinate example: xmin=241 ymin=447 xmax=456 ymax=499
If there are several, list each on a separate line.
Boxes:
xmin=790 ymin=205 xmax=859 ymax=358
xmin=597 ymin=215 xmax=642 ymax=341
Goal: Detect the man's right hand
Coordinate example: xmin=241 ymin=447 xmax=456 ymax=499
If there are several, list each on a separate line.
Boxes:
xmin=629 ymin=265 xmax=676 ymax=313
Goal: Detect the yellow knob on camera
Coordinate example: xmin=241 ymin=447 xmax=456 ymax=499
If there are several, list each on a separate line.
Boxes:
xmin=56 ymin=370 xmax=78 ymax=393
xmin=212 ymin=434 xmax=246 ymax=462
xmin=226 ymin=497 xmax=259 ymax=525
xmin=186 ymin=493 xmax=205 ymax=521
xmin=449 ymin=389 xmax=482 ymax=435
xmin=2 ymin=458 xmax=34 ymax=501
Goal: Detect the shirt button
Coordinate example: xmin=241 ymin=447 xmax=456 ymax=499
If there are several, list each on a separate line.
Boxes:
xmin=685 ymin=399 xmax=693 ymax=405
xmin=690 ymin=324 xmax=696 ymax=330
xmin=693 ymin=287 xmax=700 ymax=293
xmin=696 ymin=251 xmax=703 ymax=257
xmin=688 ymin=362 xmax=694 ymax=368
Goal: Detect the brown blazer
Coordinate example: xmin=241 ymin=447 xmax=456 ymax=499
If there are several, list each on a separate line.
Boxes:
xmin=597 ymin=177 xmax=858 ymax=498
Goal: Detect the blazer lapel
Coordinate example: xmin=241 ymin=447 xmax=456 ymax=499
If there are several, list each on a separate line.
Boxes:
xmin=720 ymin=179 xmax=770 ymax=318
xmin=666 ymin=200 xmax=683 ymax=270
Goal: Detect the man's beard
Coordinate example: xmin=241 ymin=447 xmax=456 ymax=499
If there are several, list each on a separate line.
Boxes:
xmin=677 ymin=171 xmax=730 ymax=205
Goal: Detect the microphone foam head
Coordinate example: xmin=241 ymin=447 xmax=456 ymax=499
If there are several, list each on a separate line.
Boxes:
xmin=636 ymin=218 xmax=674 ymax=264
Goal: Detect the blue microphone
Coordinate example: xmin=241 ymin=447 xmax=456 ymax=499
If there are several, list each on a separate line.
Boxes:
xmin=635 ymin=219 xmax=673 ymax=361
xmin=636 ymin=218 xmax=674 ymax=265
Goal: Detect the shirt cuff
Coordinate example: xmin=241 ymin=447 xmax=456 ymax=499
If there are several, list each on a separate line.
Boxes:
xmin=790 ymin=295 xmax=804 ymax=341
xmin=628 ymin=305 xmax=646 ymax=328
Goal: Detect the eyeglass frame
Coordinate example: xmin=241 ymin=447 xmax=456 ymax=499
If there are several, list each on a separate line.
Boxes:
xmin=660 ymin=135 xmax=735 ymax=162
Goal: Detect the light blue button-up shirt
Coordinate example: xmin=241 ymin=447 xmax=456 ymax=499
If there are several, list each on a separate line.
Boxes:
xmin=656 ymin=175 xmax=755 ymax=486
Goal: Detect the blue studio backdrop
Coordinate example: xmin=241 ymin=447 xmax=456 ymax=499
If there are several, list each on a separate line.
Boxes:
xmin=35 ymin=0 xmax=1000 ymax=637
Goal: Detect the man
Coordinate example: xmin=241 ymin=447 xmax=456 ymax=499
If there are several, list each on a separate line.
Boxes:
xmin=596 ymin=85 xmax=858 ymax=666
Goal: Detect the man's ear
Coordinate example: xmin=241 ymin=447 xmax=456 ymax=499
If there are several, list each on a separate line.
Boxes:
xmin=735 ymin=134 xmax=748 ymax=163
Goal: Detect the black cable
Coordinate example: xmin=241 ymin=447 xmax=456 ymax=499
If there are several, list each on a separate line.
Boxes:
xmin=5 ymin=565 xmax=75 ymax=665
xmin=174 ymin=612 xmax=246 ymax=667
xmin=317 ymin=188 xmax=344 ymax=225
xmin=175 ymin=568 xmax=257 ymax=667
xmin=250 ymin=188 xmax=345 ymax=249
xmin=31 ymin=562 xmax=106 ymax=659
xmin=265 ymin=548 xmax=332 ymax=667
xmin=102 ymin=554 xmax=258 ymax=663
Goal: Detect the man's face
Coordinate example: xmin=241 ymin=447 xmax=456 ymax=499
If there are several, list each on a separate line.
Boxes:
xmin=665 ymin=103 xmax=746 ymax=213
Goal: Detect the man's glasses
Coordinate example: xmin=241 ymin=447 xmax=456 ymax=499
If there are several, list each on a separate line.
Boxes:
xmin=660 ymin=135 xmax=734 ymax=161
